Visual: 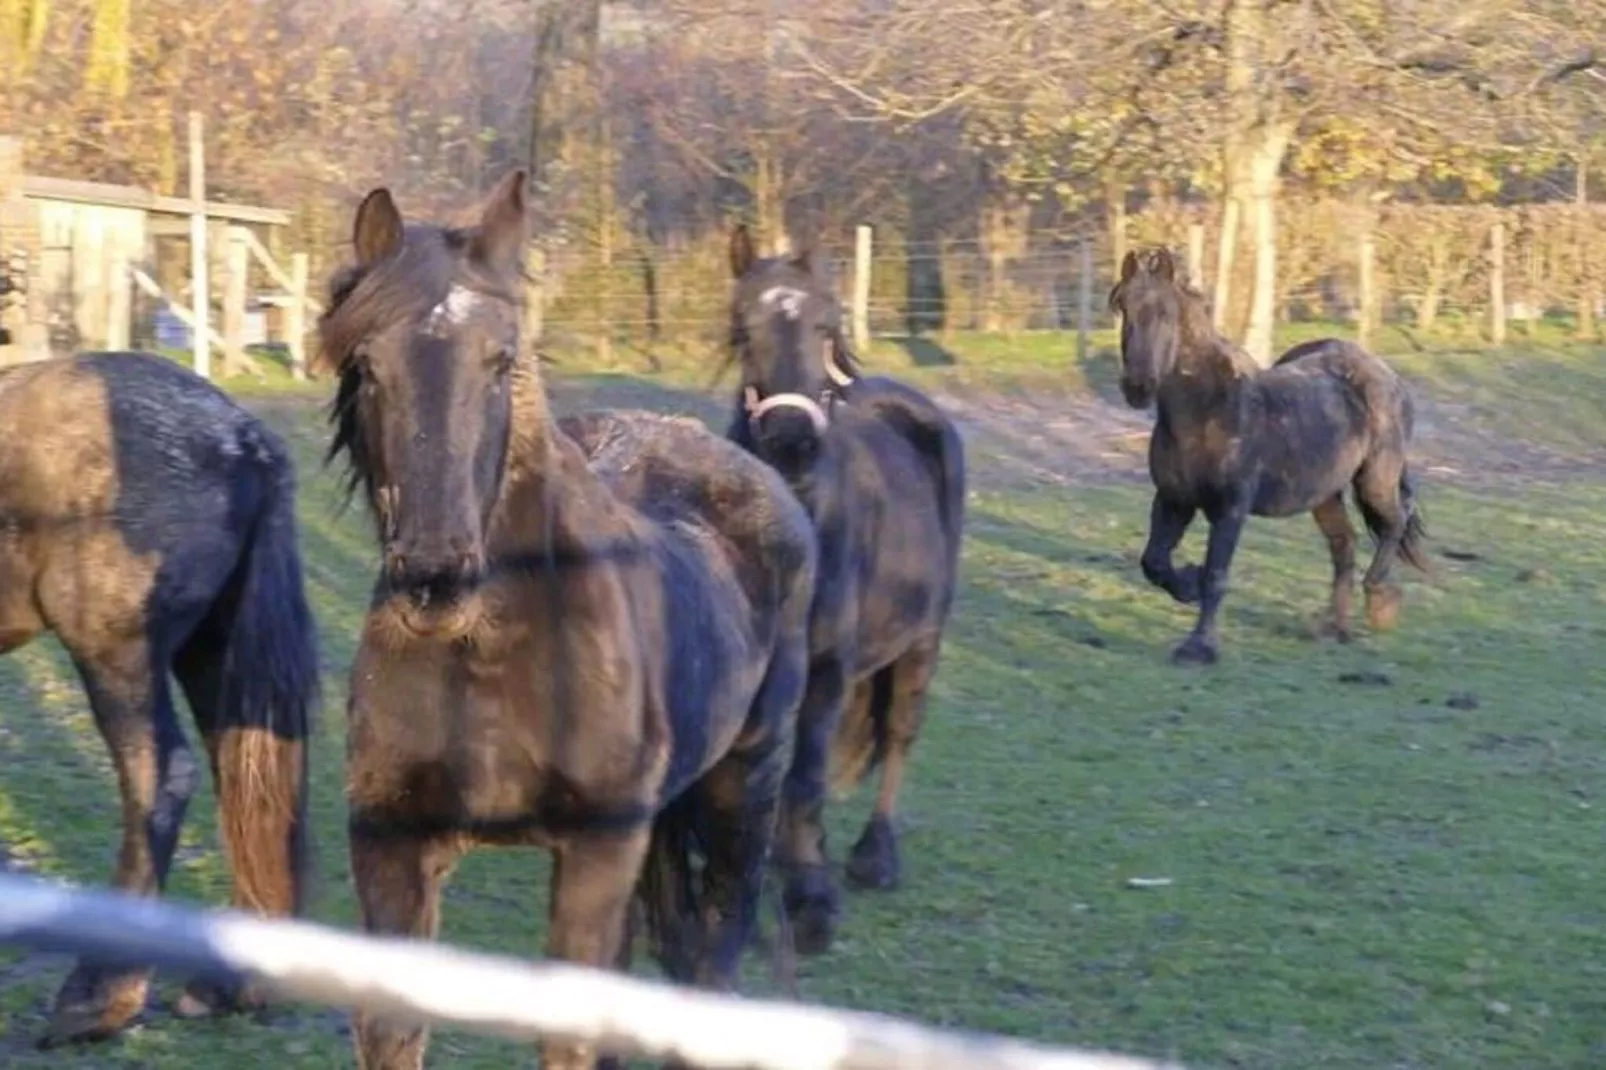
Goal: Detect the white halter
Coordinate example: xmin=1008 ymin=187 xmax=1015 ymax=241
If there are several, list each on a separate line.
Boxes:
xmin=742 ymin=303 xmax=857 ymax=433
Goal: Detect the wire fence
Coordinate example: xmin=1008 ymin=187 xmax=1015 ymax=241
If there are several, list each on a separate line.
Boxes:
xmin=530 ymin=201 xmax=1606 ymax=368
xmin=0 ymin=873 xmax=1186 ymax=1070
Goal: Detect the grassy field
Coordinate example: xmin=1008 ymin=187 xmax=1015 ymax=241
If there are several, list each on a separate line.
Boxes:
xmin=3 ymin=335 xmax=1606 ymax=1069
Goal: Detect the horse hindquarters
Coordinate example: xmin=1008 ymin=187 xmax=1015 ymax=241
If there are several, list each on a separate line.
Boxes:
xmin=642 ymin=567 xmax=812 ymax=994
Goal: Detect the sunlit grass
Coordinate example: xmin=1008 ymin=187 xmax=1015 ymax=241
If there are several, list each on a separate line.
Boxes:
xmin=2 ymin=360 xmax=1604 ymax=1068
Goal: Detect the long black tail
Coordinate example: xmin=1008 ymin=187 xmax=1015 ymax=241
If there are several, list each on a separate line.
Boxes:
xmin=1359 ymin=464 xmax=1431 ymax=575
xmin=637 ymin=797 xmax=702 ymax=984
xmin=213 ymin=433 xmax=319 ymax=917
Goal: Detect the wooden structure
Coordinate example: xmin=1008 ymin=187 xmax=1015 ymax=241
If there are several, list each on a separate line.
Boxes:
xmin=0 ymin=134 xmax=312 ymax=377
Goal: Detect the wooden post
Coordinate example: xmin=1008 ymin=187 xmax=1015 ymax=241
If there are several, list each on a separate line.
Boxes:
xmin=222 ymin=226 xmax=249 ymax=378
xmin=1357 ymin=227 xmax=1376 ymax=350
xmin=287 ymin=252 xmax=309 ymax=380
xmin=1488 ymin=219 xmax=1506 ymax=346
xmin=852 ymin=224 xmax=871 ymax=352
xmin=522 ymin=244 xmax=547 ymax=360
xmin=1186 ymin=223 xmax=1206 ymax=290
xmin=188 ymin=112 xmax=211 ymax=378
xmin=1076 ymin=236 xmax=1094 ymax=364
xmin=105 ymin=237 xmax=131 ymax=351
xmin=1578 ymin=155 xmax=1595 ymax=342
xmin=0 ymin=135 xmax=24 ymax=363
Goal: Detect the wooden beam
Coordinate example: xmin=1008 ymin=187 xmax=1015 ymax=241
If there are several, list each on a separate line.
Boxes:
xmin=0 ymin=875 xmax=1184 ymax=1070
xmin=188 ymin=112 xmax=210 ymax=379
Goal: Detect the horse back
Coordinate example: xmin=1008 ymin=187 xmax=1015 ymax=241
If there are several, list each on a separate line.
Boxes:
xmin=0 ymin=351 xmax=289 ymax=641
xmin=830 ymin=377 xmax=966 ymax=664
xmin=559 ymin=408 xmax=818 ymax=793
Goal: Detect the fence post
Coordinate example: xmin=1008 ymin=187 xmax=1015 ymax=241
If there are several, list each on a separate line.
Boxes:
xmin=1076 ymin=236 xmax=1094 ymax=364
xmin=1186 ymin=223 xmax=1205 ymax=290
xmin=105 ymin=237 xmax=131 ymax=351
xmin=852 ymin=224 xmax=872 ymax=353
xmin=1488 ymin=219 xmax=1506 ymax=346
xmin=287 ymin=252 xmax=309 ymax=380
xmin=1578 ymin=157 xmax=1596 ymax=342
xmin=188 ymin=112 xmax=211 ymax=379
xmin=1357 ymin=227 xmax=1376 ymax=350
xmin=223 ymin=226 xmax=249 ymax=378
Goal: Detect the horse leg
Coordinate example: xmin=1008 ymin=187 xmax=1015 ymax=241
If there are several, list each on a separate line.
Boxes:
xmin=169 ymin=624 xmax=299 ymax=1018
xmin=44 ymin=639 xmax=198 ymax=1047
xmin=775 ymin=653 xmax=848 ymax=955
xmin=1171 ymin=500 xmax=1249 ymax=666
xmin=695 ymin=741 xmax=788 ymax=990
xmin=1311 ymin=493 xmax=1357 ymax=642
xmin=1354 ymin=457 xmax=1408 ymax=631
xmin=543 ymin=827 xmax=652 ymax=1070
xmin=847 ymin=638 xmax=941 ymax=891
xmin=348 ymin=833 xmax=460 ymax=1070
xmin=1140 ymin=495 xmax=1202 ymax=605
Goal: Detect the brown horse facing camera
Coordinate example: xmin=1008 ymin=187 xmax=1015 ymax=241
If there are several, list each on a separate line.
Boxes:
xmin=1108 ymin=246 xmax=1429 ymax=665
xmin=319 ymin=172 xmax=817 ymax=1070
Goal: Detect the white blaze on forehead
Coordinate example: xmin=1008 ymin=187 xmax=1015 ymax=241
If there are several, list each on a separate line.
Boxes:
xmin=425 ymin=284 xmax=482 ymax=335
xmin=758 ymin=285 xmax=809 ymax=320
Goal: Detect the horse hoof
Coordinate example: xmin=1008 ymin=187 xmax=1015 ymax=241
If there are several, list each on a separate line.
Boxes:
xmin=846 ymin=815 xmax=900 ymax=891
xmin=1365 ymin=586 xmax=1403 ymax=631
xmin=41 ymin=969 xmax=148 ymax=1048
xmin=782 ymin=867 xmax=841 ymax=956
xmin=1169 ymin=638 xmax=1218 ymax=666
xmin=173 ymin=977 xmax=267 ymax=1020
xmin=788 ymin=902 xmax=839 ymax=957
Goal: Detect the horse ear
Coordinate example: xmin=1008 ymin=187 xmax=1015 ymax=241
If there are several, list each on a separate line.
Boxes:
xmin=730 ymin=224 xmax=756 ymax=278
xmin=1152 ymin=247 xmax=1176 ymax=282
xmin=1119 ymin=249 xmax=1140 ymax=283
xmin=353 ymin=188 xmax=404 ymax=267
xmin=472 ymin=169 xmax=529 ymax=273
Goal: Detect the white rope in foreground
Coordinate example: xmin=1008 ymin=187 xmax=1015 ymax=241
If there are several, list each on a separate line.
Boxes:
xmin=0 ymin=874 xmax=1186 ymax=1070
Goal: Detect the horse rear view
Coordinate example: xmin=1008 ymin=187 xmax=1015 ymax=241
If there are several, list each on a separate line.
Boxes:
xmin=0 ymin=352 xmax=318 ymax=1045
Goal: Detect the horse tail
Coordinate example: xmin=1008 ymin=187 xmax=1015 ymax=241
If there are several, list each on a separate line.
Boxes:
xmin=637 ymin=797 xmax=702 ymax=983
xmin=212 ymin=432 xmax=319 ymax=918
xmin=1396 ymin=464 xmax=1431 ymax=574
xmin=828 ymin=666 xmax=894 ymax=796
xmin=931 ymin=415 xmax=968 ymax=589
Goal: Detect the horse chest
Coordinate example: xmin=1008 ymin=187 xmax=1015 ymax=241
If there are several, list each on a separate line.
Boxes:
xmin=1149 ymin=423 xmax=1243 ymax=503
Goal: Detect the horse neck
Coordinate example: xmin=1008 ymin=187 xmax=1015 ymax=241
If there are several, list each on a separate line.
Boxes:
xmin=492 ymin=376 xmax=640 ymax=560
xmin=1158 ymin=333 xmax=1254 ymax=425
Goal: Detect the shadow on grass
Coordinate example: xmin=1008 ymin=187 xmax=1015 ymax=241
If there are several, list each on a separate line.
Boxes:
xmin=891 ymin=335 xmax=959 ymax=368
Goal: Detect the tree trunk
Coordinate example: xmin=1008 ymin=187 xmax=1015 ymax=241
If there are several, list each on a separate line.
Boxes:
xmin=1418 ymin=238 xmax=1448 ymax=331
xmin=1212 ymin=187 xmax=1241 ymax=333
xmin=754 ymin=147 xmax=786 ymax=256
xmin=1105 ymin=176 xmax=1127 ymax=283
xmin=1242 ymin=124 xmax=1290 ymax=365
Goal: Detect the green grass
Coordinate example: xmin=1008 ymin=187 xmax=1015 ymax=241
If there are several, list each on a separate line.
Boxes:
xmin=3 ymin=346 xmax=1606 ymax=1068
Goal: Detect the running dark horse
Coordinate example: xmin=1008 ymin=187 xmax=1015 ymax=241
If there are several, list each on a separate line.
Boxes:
xmin=0 ymin=351 xmax=317 ymax=1045
xmin=722 ymin=225 xmax=966 ymax=954
xmin=1108 ymin=246 xmax=1429 ymax=665
xmin=320 ymin=173 xmax=816 ymax=1070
